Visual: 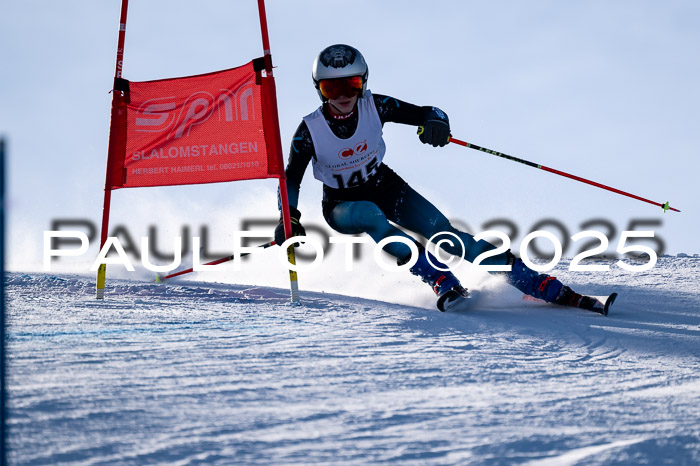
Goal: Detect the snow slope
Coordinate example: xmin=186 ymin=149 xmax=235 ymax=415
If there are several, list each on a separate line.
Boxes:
xmin=5 ymin=256 xmax=700 ymax=465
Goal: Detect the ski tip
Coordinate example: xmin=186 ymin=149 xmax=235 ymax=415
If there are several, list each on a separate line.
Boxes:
xmin=603 ymin=293 xmax=618 ymax=316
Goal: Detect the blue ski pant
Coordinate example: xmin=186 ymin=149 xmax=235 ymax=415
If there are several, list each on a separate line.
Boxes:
xmin=322 ymin=166 xmax=507 ymax=266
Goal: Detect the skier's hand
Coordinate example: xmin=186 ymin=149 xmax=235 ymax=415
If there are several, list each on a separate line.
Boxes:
xmin=419 ymin=119 xmax=450 ymax=147
xmin=274 ymin=206 xmax=306 ymax=246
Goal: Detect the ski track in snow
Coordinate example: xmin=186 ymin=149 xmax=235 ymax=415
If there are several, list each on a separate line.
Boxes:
xmin=5 ymin=256 xmax=700 ymax=465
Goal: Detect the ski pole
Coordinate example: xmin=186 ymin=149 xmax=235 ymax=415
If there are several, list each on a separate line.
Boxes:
xmin=418 ymin=127 xmax=680 ymax=213
xmin=155 ymin=240 xmax=276 ymax=282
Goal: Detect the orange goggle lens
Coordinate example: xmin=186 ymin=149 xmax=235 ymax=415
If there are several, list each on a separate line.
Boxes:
xmin=318 ymin=76 xmax=363 ymax=100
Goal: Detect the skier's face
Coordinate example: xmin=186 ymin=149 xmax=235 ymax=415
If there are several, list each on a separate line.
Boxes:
xmin=328 ymin=94 xmax=358 ymax=115
xmin=319 ymin=75 xmax=362 ymax=115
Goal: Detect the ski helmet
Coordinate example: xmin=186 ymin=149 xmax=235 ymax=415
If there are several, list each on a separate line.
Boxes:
xmin=312 ymin=44 xmax=368 ymax=101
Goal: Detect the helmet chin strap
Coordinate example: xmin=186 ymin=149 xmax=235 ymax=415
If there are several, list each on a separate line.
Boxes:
xmin=328 ymin=101 xmax=356 ymax=119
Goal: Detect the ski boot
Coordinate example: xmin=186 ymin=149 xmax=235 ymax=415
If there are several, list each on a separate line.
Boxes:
xmin=503 ymin=250 xmax=565 ymax=302
xmin=406 ymin=248 xmax=469 ymax=312
xmin=503 ymin=250 xmax=614 ymax=315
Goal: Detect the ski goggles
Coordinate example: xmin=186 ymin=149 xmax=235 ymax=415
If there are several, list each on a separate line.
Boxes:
xmin=318 ymin=76 xmax=363 ymax=100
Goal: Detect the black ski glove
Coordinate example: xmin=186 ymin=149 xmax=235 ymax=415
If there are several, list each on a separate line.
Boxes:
xmin=274 ymin=206 xmax=306 ymax=246
xmin=419 ymin=119 xmax=451 ymax=147
xmin=419 ymin=107 xmax=451 ymax=147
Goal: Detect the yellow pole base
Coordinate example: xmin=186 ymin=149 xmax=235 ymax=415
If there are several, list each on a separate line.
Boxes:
xmin=96 ymin=263 xmax=106 ymax=300
xmin=286 ymin=245 xmax=300 ymax=304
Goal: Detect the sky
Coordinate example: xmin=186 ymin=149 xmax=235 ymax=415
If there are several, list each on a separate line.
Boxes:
xmin=1 ymin=1 xmax=699 ymax=289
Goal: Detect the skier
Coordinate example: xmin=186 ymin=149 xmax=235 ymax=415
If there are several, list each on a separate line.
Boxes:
xmin=274 ymin=44 xmax=612 ymax=314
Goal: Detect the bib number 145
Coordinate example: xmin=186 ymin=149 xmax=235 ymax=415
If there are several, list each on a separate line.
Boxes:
xmin=332 ymin=157 xmax=379 ymax=189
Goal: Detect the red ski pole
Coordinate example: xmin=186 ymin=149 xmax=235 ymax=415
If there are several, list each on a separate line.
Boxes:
xmin=419 ymin=127 xmax=680 ymax=213
xmin=155 ymin=241 xmax=275 ymax=283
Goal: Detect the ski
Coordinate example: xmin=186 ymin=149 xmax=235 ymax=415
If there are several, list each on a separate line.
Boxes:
xmin=523 ymin=292 xmax=618 ymax=316
xmin=579 ymin=292 xmax=617 ymax=316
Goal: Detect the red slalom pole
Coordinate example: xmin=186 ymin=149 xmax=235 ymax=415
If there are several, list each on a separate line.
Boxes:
xmin=256 ymin=0 xmax=300 ymax=303
xmin=435 ymin=130 xmax=680 ymax=213
xmin=96 ymin=0 xmax=130 ymax=299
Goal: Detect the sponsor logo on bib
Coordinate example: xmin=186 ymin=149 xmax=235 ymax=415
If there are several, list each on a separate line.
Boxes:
xmin=338 ymin=140 xmax=368 ymax=159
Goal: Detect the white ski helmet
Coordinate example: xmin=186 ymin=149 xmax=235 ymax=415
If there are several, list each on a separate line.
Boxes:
xmin=312 ymin=44 xmax=368 ymax=100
